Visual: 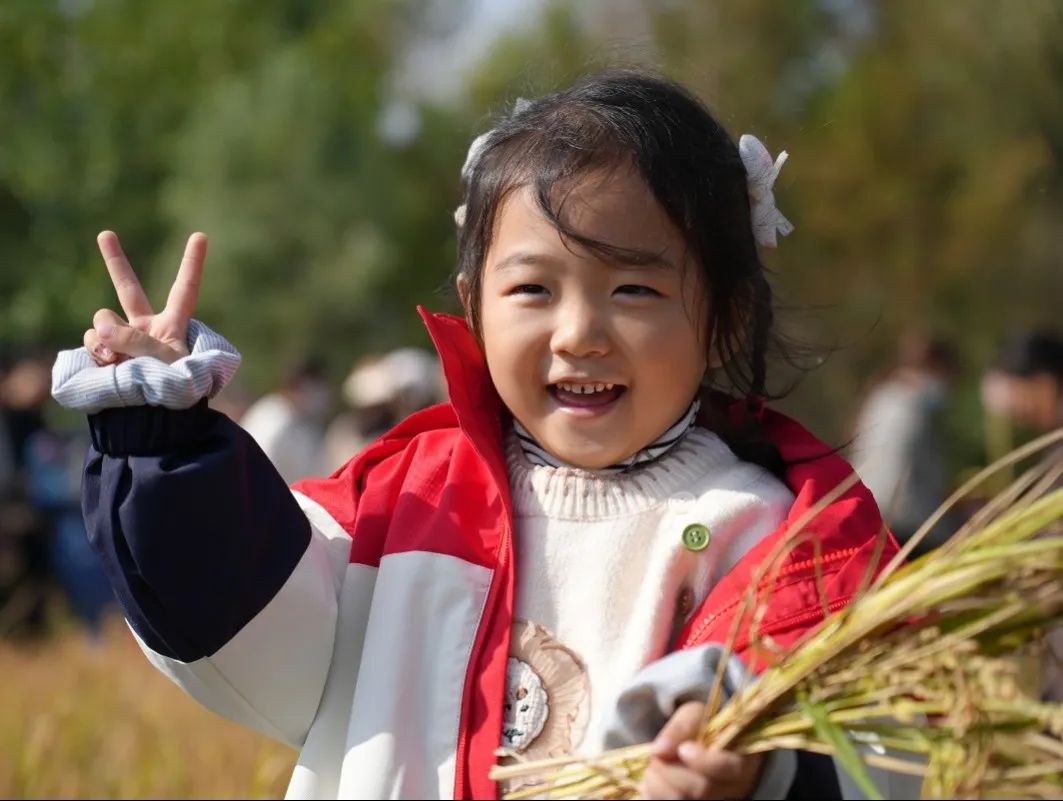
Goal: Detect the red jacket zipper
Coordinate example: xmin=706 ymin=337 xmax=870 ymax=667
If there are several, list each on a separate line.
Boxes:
xmin=453 ymin=455 xmax=514 ymax=800
xmin=766 ymin=594 xmax=852 ymax=635
xmin=683 ymin=546 xmax=860 ymax=648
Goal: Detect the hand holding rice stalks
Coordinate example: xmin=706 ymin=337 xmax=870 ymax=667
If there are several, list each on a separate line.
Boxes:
xmin=491 ymin=429 xmax=1063 ymax=799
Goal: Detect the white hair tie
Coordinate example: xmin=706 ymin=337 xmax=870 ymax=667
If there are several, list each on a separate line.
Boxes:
xmin=454 ymin=98 xmax=532 ymax=227
xmin=455 ymin=121 xmax=795 ymax=246
xmin=739 ymin=134 xmax=794 ymax=248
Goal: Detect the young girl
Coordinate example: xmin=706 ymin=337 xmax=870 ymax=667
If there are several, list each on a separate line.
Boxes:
xmin=53 ymin=71 xmax=897 ymax=799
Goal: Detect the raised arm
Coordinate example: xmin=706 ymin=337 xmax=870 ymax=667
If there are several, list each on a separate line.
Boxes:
xmin=55 ymin=232 xmax=352 ymax=747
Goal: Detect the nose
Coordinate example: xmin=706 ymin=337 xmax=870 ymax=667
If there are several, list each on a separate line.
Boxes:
xmin=550 ymin=296 xmax=611 ymax=358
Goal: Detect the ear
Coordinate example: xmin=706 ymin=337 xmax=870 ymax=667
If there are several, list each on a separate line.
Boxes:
xmin=456 ymin=273 xmax=473 ymax=321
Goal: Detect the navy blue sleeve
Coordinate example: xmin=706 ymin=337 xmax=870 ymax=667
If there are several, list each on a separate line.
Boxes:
xmin=83 ymin=399 xmax=311 ymax=662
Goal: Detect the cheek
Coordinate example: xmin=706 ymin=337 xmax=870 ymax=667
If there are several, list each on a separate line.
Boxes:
xmin=629 ymin=308 xmax=707 ymax=373
xmin=479 ymin=295 xmax=514 ymax=356
xmin=480 ymin=306 xmax=545 ymax=398
xmin=483 ymin=317 xmax=531 ymax=364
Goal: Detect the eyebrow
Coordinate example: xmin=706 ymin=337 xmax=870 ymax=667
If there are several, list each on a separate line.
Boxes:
xmin=492 ymin=249 xmax=677 ymax=273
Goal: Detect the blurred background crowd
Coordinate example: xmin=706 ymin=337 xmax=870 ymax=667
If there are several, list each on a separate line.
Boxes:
xmin=5 ymin=327 xmax=1063 ymax=641
xmin=1 ymin=0 xmax=1062 ymax=796
xmin=0 ymin=342 xmax=448 ymax=640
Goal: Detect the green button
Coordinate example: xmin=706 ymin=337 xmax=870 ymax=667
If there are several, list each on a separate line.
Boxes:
xmin=682 ymin=523 xmax=711 ymax=551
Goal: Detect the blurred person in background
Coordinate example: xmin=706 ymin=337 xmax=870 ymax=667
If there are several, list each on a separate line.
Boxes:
xmin=1 ymin=353 xmax=115 ymax=640
xmin=0 ymin=365 xmax=13 ymax=494
xmin=0 ymin=374 xmax=15 ymax=628
xmin=980 ymin=329 xmax=1063 ymax=702
xmin=323 ymin=347 xmax=444 ymax=473
xmin=1 ymin=355 xmax=50 ymax=473
xmin=850 ymin=334 xmax=961 ymax=557
xmin=239 ymin=357 xmax=333 ymax=485
xmin=981 ymin=330 xmax=1063 ymax=442
xmin=23 ymin=411 xmax=115 ymax=640
xmin=209 ymin=376 xmax=256 ymax=425
xmin=0 ymin=353 xmax=53 ymax=638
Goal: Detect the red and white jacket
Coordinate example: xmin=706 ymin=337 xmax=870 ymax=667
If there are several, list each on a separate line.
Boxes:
xmin=78 ymin=309 xmax=896 ymax=799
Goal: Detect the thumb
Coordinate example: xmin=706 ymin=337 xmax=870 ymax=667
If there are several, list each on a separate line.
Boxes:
xmin=98 ymin=322 xmax=181 ymax=364
xmin=652 ymin=701 xmax=707 ymax=760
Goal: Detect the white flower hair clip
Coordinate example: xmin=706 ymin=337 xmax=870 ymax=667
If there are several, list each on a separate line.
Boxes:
xmin=739 ymin=134 xmax=794 ymax=248
xmin=453 ymin=132 xmax=489 ymax=226
xmin=454 ymin=98 xmax=532 ymax=227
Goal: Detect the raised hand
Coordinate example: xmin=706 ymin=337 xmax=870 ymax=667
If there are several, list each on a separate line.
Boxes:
xmin=84 ymin=231 xmax=207 ymax=366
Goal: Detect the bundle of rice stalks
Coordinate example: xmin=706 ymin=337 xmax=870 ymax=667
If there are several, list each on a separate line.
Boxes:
xmin=491 ymin=429 xmax=1063 ymax=799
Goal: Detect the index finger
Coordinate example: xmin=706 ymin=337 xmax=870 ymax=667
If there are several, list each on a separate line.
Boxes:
xmin=98 ymin=231 xmax=154 ymax=319
xmin=164 ymin=232 xmax=208 ymax=320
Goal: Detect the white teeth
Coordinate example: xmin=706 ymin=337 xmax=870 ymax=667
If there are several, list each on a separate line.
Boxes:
xmin=556 ymin=381 xmax=616 ymax=394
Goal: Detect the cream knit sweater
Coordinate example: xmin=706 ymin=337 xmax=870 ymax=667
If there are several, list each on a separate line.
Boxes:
xmin=498 ymin=426 xmax=795 ymax=765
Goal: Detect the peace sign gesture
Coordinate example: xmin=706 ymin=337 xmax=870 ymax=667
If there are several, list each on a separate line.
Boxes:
xmin=84 ymin=231 xmax=207 ymax=366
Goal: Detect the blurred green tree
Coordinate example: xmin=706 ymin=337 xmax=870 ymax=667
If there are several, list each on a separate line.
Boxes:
xmin=457 ymin=0 xmax=1063 ymax=470
xmin=2 ymin=0 xmax=1061 ymax=479
xmin=0 ymin=0 xmax=349 ymax=347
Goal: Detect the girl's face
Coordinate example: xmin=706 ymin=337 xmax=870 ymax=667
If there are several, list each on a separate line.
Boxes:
xmin=474 ymin=168 xmax=710 ymax=469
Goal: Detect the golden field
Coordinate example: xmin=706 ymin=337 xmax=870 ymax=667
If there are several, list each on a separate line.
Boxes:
xmin=0 ymin=618 xmax=296 ymax=799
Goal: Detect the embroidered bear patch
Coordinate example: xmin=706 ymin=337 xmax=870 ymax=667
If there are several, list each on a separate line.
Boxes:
xmin=497 ymin=619 xmax=590 ymax=767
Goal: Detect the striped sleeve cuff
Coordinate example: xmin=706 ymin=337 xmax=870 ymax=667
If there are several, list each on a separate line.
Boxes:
xmin=51 ymin=319 xmax=241 ymax=413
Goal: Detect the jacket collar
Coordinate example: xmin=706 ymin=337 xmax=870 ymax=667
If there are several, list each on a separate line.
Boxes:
xmin=416 ymin=306 xmax=885 ymax=543
xmin=418 ymin=307 xmax=510 ymax=486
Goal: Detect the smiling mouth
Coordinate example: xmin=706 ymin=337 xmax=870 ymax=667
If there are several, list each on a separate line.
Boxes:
xmin=549 ymin=382 xmax=627 ymax=408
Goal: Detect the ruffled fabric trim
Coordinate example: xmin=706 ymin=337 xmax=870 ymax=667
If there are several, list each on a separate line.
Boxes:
xmin=51 ymin=319 xmax=241 ymax=413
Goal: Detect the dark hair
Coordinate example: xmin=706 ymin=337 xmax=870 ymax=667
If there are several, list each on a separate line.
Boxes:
xmin=455 ymin=69 xmax=788 ymax=476
xmin=993 ymin=330 xmax=1063 ymax=382
xmin=897 ymin=333 xmax=960 ymax=376
xmin=283 ymin=355 xmax=328 ymax=390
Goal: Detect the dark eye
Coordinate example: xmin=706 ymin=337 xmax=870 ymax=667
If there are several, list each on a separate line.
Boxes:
xmin=511 ymin=284 xmax=549 ymax=296
xmin=615 ymin=285 xmax=661 ymax=297
xmin=519 ymin=704 xmax=529 ymax=712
